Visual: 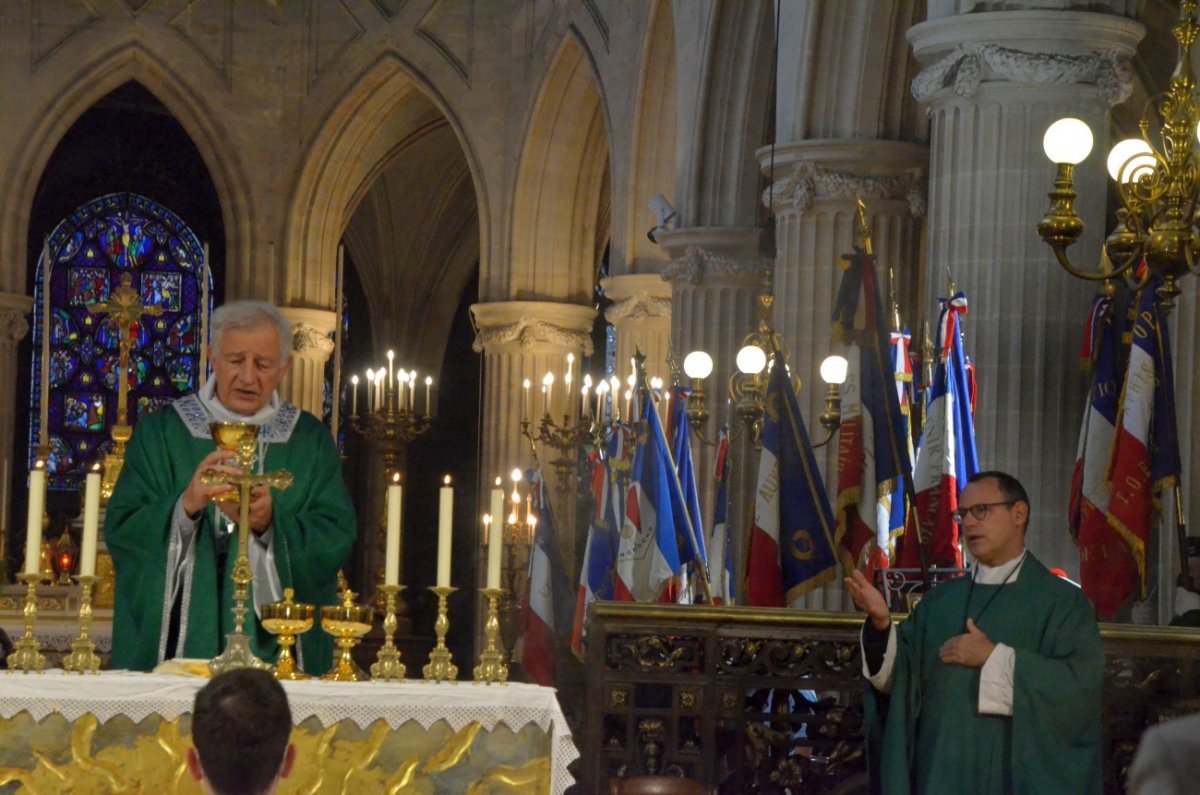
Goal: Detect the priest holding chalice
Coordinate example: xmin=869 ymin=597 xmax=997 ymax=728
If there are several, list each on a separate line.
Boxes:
xmin=106 ymin=300 xmax=356 ymax=675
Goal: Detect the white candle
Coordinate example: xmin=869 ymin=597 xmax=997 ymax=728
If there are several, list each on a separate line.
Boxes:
xmin=385 ymin=473 xmax=402 ymax=586
xmin=522 ymin=378 xmax=531 ymax=423
xmin=199 ymin=242 xmax=209 ymax=385
xmin=488 ymin=476 xmax=505 ymax=589
xmin=387 ymin=350 xmax=394 ymax=385
xmin=39 ymin=237 xmax=50 ymax=448
xmin=351 ymin=374 xmax=359 ymax=416
xmin=366 ymin=371 xmax=374 ymax=413
xmin=396 ymin=368 xmax=406 ymax=411
xmin=24 ymin=462 xmax=46 ymax=575
xmin=543 ymin=371 xmax=554 ymax=416
xmin=80 ymin=464 xmax=101 ymax=577
xmin=437 ymin=475 xmax=453 ymax=587
xmin=425 ymin=376 xmax=433 ymax=415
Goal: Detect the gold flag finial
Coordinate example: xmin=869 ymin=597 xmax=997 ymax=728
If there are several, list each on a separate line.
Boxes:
xmin=855 ymin=199 xmax=873 ymax=256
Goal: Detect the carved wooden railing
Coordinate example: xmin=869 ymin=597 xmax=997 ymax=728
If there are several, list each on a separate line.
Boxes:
xmin=583 ymin=602 xmax=1200 ymax=795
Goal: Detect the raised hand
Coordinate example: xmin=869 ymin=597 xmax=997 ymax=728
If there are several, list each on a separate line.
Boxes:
xmin=844 ymin=569 xmax=891 ymax=631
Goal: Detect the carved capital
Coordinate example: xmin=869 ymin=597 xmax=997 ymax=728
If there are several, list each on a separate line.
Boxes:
xmin=472 ymin=317 xmax=594 ymax=355
xmin=766 ymin=165 xmax=926 ymax=217
xmin=292 ymin=323 xmax=335 ymax=357
xmin=605 ymin=293 xmax=671 ymax=325
xmin=0 ymin=308 xmax=30 ymax=343
xmin=661 ymin=246 xmax=769 ymax=288
xmin=912 ymin=43 xmax=1133 ymax=104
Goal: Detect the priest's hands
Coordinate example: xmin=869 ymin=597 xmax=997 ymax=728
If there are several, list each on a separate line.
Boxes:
xmin=217 ymin=485 xmax=274 ymax=535
xmin=844 ymin=570 xmax=891 ymax=631
xmin=182 ymin=449 xmax=239 ymax=517
xmin=939 ymin=618 xmax=996 ymax=667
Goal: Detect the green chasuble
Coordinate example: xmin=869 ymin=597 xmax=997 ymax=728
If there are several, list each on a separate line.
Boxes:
xmin=105 ymin=400 xmax=356 ymax=675
xmin=866 ymin=554 xmax=1103 ymax=794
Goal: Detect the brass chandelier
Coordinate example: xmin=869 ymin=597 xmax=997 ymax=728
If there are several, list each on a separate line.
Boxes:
xmin=1038 ymin=0 xmax=1200 ymax=313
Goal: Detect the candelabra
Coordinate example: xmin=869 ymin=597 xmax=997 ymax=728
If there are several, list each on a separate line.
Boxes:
xmin=1037 ymin=1 xmax=1200 ymax=314
xmin=497 ymin=477 xmax=536 ymax=654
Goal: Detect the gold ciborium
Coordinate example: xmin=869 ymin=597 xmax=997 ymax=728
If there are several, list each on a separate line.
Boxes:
xmin=320 ymin=590 xmax=374 ymax=682
xmin=209 ymin=422 xmax=257 ymax=502
xmin=261 ymin=588 xmax=315 ymax=680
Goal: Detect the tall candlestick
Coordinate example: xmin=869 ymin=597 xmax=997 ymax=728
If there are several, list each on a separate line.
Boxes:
xmin=331 ymin=245 xmax=344 ymax=442
xmin=39 ymin=237 xmax=51 ymax=449
xmin=385 ymin=473 xmax=402 ymax=586
xmin=199 ymin=242 xmax=210 ymax=385
xmin=425 ymin=376 xmax=433 ymax=415
xmin=24 ymin=462 xmax=46 ymax=575
xmin=437 ymin=475 xmax=454 ymax=587
xmin=487 ymin=478 xmax=504 ymax=590
xmin=80 ymin=464 xmax=101 ymax=577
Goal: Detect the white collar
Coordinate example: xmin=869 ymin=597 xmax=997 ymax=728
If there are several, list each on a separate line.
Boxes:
xmin=974 ymin=550 xmax=1027 ymax=585
xmin=198 ymin=377 xmax=280 ymax=426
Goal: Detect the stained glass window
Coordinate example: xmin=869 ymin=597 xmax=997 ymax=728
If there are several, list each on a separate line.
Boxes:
xmin=30 ymin=193 xmax=208 ymax=490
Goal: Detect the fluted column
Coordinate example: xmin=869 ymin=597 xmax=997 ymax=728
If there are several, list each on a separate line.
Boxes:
xmin=909 ymin=10 xmax=1143 ymax=577
xmin=0 ymin=292 xmax=31 ymax=571
xmin=602 ymin=274 xmax=672 ymax=384
xmin=657 ymin=227 xmax=769 ymax=601
xmin=471 ymin=300 xmax=597 ymax=578
xmin=277 ymin=307 xmax=336 ymax=418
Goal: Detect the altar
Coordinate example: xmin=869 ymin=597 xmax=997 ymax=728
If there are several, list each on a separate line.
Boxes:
xmin=0 ymin=671 xmax=577 ymax=793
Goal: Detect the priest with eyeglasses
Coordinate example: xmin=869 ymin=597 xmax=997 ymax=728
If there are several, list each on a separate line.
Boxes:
xmin=845 ymin=470 xmax=1103 ymax=794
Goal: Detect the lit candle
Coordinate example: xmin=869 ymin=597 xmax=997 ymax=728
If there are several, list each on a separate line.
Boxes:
xmin=564 ymin=354 xmax=574 ymax=415
xmin=408 ymin=371 xmax=416 ymax=411
xmin=510 ymin=469 xmax=522 ymax=526
xmin=24 ymin=461 xmax=46 ymax=575
xmin=397 ymin=367 xmax=406 ymax=410
xmin=543 ymin=371 xmax=554 ymax=417
xmin=581 ymin=384 xmax=590 ymax=418
xmin=522 ymin=378 xmax=531 ymax=423
xmin=425 ymin=375 xmax=433 ymax=415
xmin=437 ymin=475 xmax=453 ymax=587
xmin=488 ymin=476 xmax=504 ymax=590
xmin=366 ymin=370 xmax=375 ymax=413
xmin=80 ymin=463 xmax=101 ymax=577
xmin=387 ymin=350 xmax=394 ymax=386
xmin=351 ymin=374 xmax=359 ymax=416
xmin=385 ymin=473 xmax=402 ymax=586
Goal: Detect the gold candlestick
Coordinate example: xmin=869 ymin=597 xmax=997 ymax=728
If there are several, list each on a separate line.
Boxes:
xmin=7 ymin=573 xmax=46 ymax=673
xmin=370 ymin=584 xmax=406 ymax=681
xmin=473 ymin=588 xmax=508 ymax=684
xmin=62 ymin=575 xmax=101 ymax=674
xmin=423 ymin=586 xmax=458 ymax=682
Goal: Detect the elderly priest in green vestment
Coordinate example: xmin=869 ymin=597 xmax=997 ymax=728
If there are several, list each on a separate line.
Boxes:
xmin=106 ymin=300 xmax=356 ymax=674
xmin=845 ymin=470 xmax=1104 ymax=794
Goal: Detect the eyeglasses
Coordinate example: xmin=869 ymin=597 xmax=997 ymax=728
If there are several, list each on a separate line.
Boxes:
xmin=950 ymin=501 xmax=1016 ymax=524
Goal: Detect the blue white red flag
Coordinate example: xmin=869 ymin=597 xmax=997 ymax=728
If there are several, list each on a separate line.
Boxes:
xmin=518 ymin=468 xmax=574 ymax=685
xmin=669 ymin=385 xmax=707 ymax=572
xmin=747 ymin=352 xmax=839 ymax=606
xmin=614 ymin=391 xmax=704 ymax=601
xmin=1069 ymin=293 xmax=1128 ymax=618
xmin=910 ymin=291 xmax=978 ymax=568
xmin=1105 ymin=283 xmax=1180 ymax=607
xmin=708 ymin=424 xmax=734 ymax=604
xmin=570 ymin=431 xmax=623 ymax=657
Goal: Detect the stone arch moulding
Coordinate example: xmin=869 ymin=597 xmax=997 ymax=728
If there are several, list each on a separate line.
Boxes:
xmin=625 ymin=0 xmax=677 ymax=274
xmin=510 ymin=29 xmax=614 ymax=305
xmin=0 ymin=43 xmax=251 ymax=299
xmin=285 ymin=52 xmax=489 ymax=312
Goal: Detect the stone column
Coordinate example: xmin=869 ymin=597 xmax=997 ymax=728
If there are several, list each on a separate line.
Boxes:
xmin=657 ymin=227 xmax=769 ymax=602
xmin=909 ymin=10 xmax=1143 ymax=577
xmin=471 ymin=300 xmax=596 ymax=582
xmin=601 ymin=274 xmax=672 ymax=386
xmin=277 ymin=307 xmax=336 ymax=418
xmin=0 ymin=292 xmax=31 ymax=570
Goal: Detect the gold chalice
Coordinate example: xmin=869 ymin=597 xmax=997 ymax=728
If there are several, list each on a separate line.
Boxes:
xmin=261 ymin=588 xmax=315 ymax=680
xmin=209 ymin=422 xmax=258 ymax=502
xmin=320 ymin=590 xmax=374 ymax=682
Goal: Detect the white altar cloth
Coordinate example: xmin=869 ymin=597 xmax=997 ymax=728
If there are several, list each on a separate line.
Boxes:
xmin=0 ymin=670 xmax=577 ymax=793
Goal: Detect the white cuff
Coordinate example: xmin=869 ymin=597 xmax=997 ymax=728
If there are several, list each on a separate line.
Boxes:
xmin=978 ymin=642 xmax=1014 ymax=716
xmin=862 ymin=624 xmax=897 ymax=695
xmin=1175 ymin=586 xmax=1200 ymax=616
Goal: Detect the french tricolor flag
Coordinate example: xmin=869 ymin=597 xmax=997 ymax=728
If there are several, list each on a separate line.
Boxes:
xmin=570 ymin=429 xmax=623 ymax=657
xmin=517 ymin=468 xmax=572 ymax=686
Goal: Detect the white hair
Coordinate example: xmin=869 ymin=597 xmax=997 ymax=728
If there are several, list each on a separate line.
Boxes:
xmin=210 ymin=300 xmax=292 ymax=361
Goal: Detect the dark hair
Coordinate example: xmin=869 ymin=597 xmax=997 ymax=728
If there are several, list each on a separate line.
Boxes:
xmin=968 ymin=471 xmax=1030 ymax=514
xmin=192 ymin=669 xmax=292 ymax=795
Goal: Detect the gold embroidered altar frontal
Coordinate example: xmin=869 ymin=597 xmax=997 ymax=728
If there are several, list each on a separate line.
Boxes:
xmin=0 ymin=671 xmax=577 ymax=794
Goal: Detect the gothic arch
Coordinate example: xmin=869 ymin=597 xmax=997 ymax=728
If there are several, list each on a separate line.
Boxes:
xmin=510 ymin=32 xmax=612 ymax=304
xmin=285 ymin=53 xmax=487 ymax=313
xmin=625 ymin=0 xmax=677 ymax=273
xmin=0 ymin=44 xmax=251 ymax=298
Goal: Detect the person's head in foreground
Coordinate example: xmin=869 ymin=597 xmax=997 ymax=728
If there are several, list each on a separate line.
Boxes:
xmin=210 ymin=300 xmax=293 ymax=416
xmin=958 ymin=470 xmax=1029 ymax=567
xmin=188 ymin=668 xmax=295 ymax=795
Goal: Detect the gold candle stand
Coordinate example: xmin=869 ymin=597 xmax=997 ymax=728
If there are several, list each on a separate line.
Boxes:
xmin=370 ymin=584 xmax=406 ymax=681
xmin=62 ymin=575 xmax=101 ymax=674
xmin=423 ymin=586 xmax=458 ymax=682
xmin=7 ymin=573 xmax=47 ymax=673
xmin=473 ymin=588 xmax=508 ymax=684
